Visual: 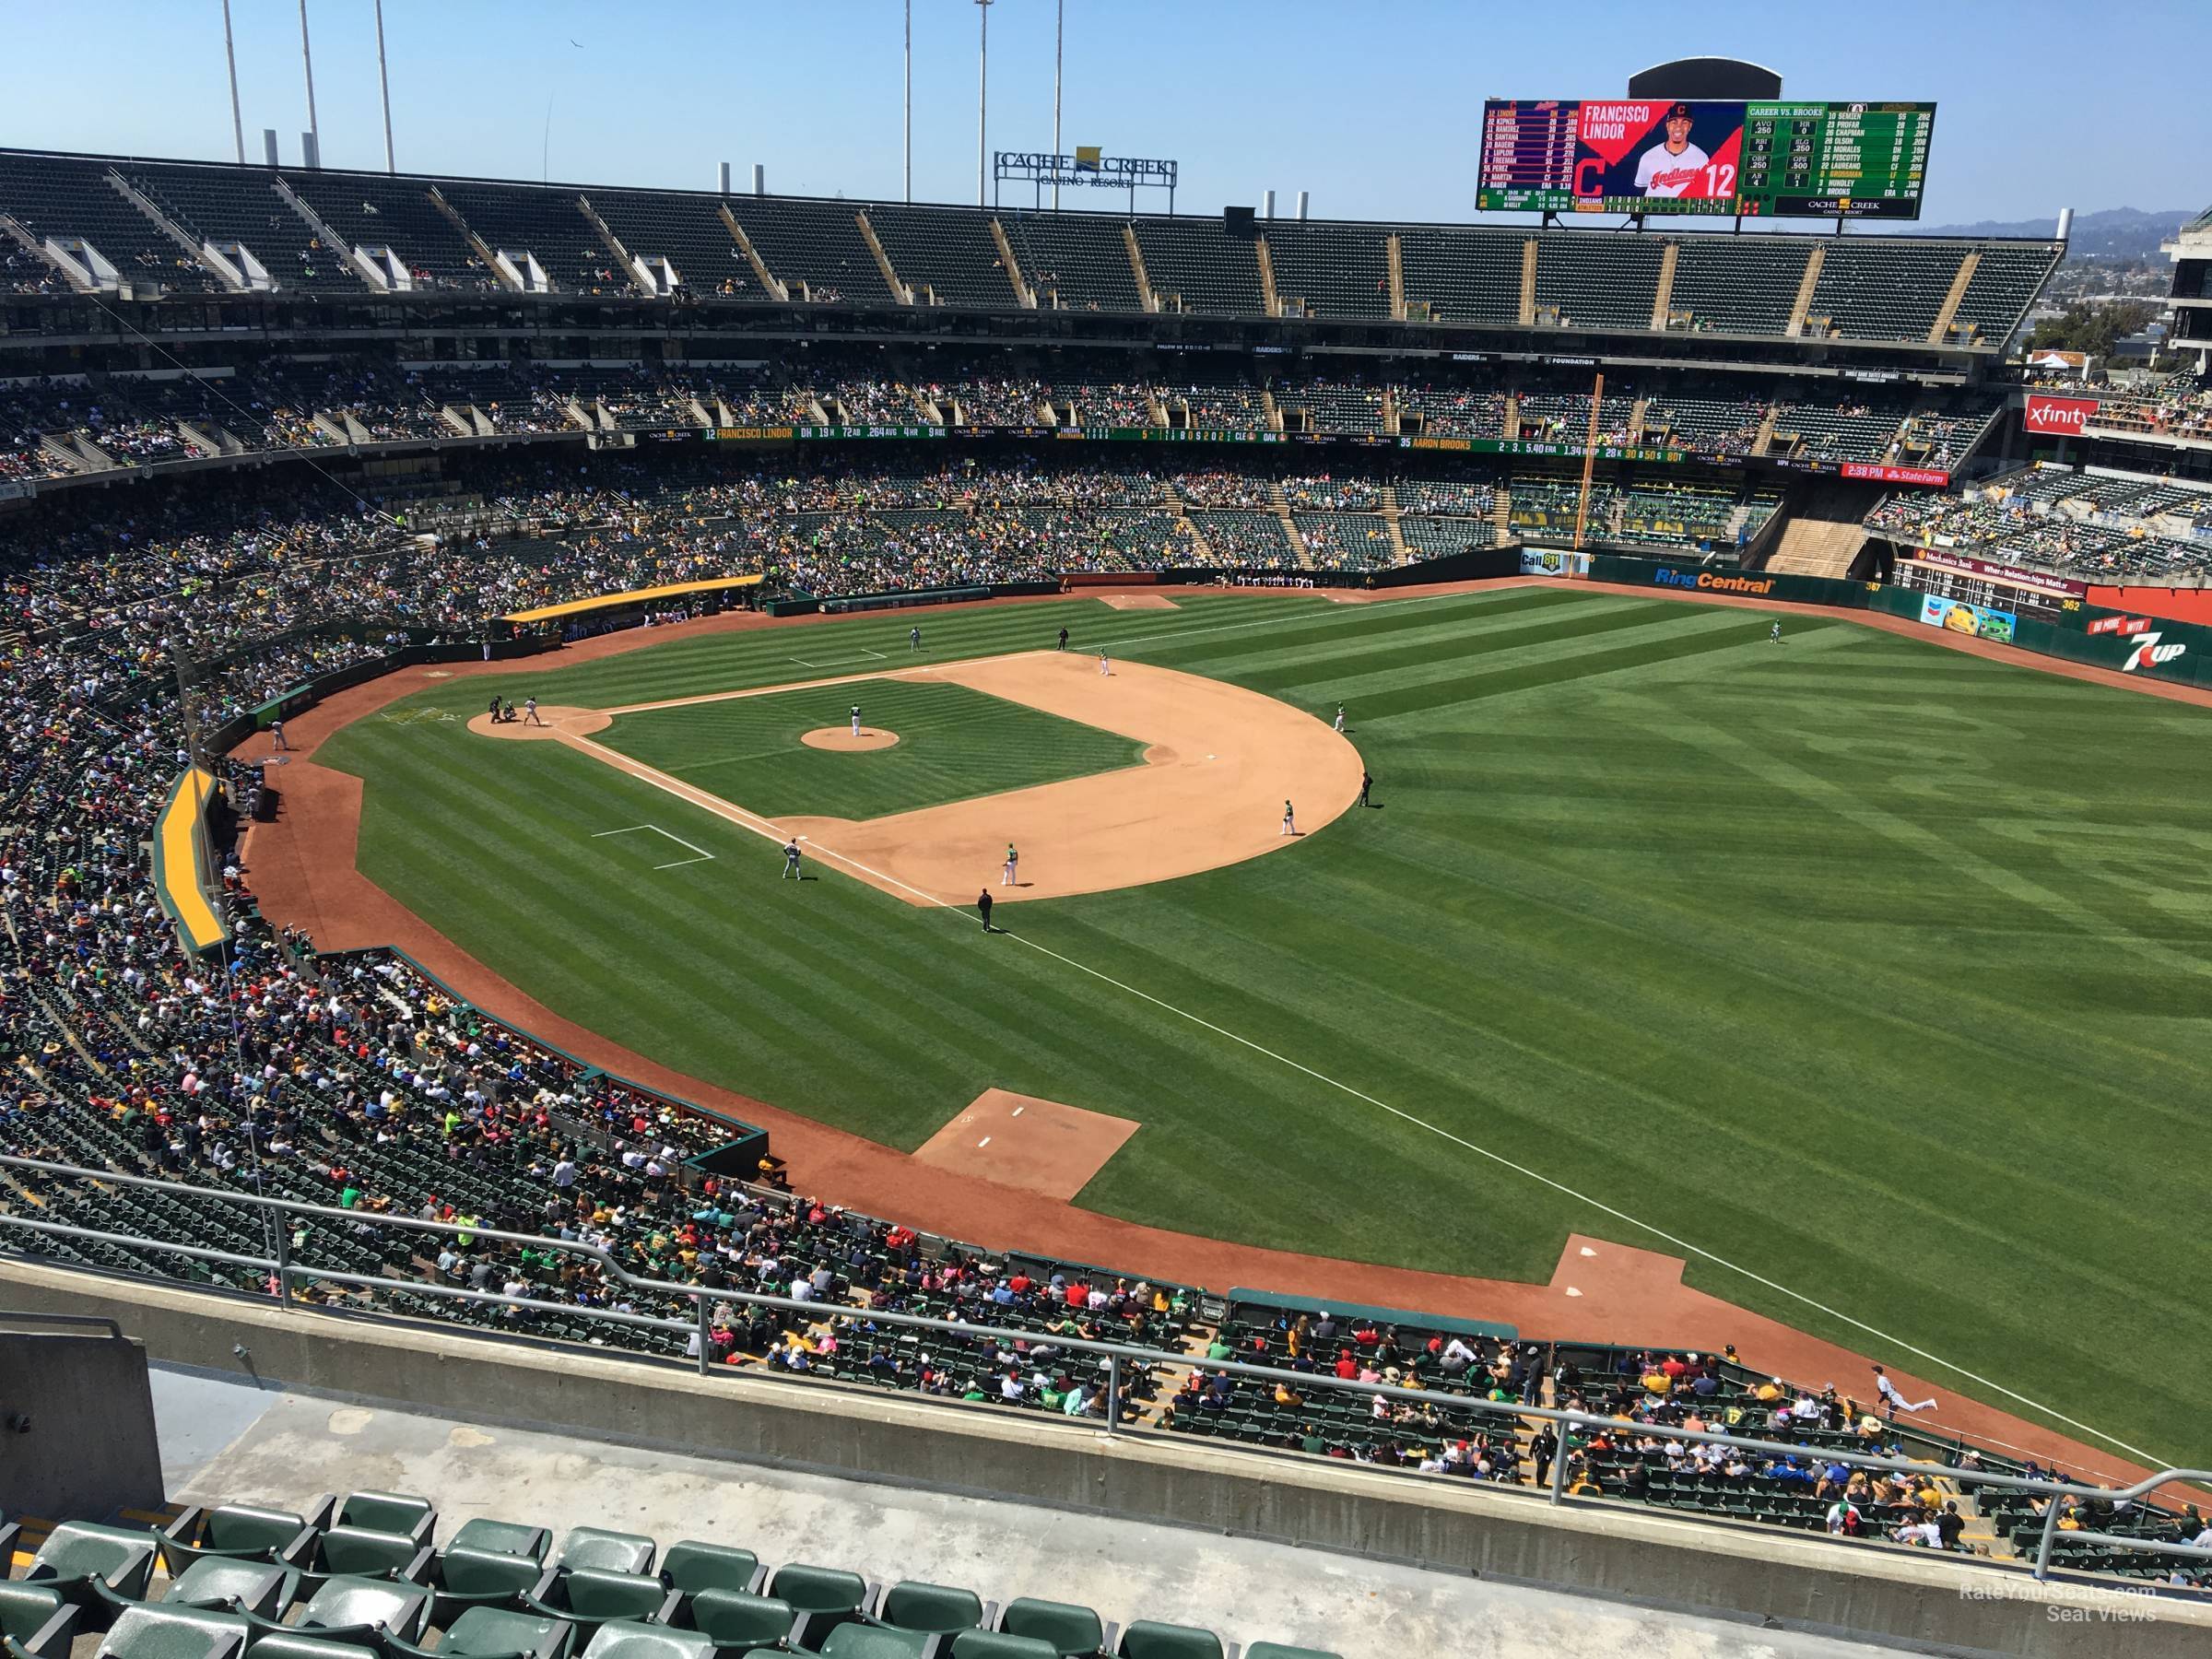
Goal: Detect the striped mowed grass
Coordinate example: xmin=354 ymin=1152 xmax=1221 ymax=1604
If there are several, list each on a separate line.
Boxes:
xmin=317 ymin=586 xmax=2212 ymax=1465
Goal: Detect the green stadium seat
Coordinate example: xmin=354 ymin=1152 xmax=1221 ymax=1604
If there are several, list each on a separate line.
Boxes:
xmin=244 ymin=1636 xmax=380 ymax=1659
xmin=327 ymin=1495 xmax=436 ymax=1548
xmin=762 ymin=1569 xmax=864 ymax=1621
xmin=874 ymin=1583 xmax=983 ymax=1636
xmin=390 ymin=1606 xmax=574 ymax=1659
xmin=1114 ymin=1624 xmax=1222 ymax=1659
xmin=279 ymin=1528 xmax=429 ymax=1596
xmin=659 ymin=1543 xmax=761 ymax=1600
xmin=0 ymin=1583 xmax=78 ymax=1659
xmin=996 ymin=1601 xmax=1107 ymax=1659
xmin=522 ymin=1571 xmax=679 ymax=1639
xmin=677 ymin=1591 xmax=794 ymax=1653
xmin=429 ymin=1547 xmax=555 ymax=1625
xmin=580 ymin=1622 xmax=717 ymax=1659
xmin=22 ymin=1523 xmax=159 ymax=1613
xmin=94 ymin=1604 xmax=250 ymax=1659
xmin=159 ymin=1508 xmax=317 ymax=1577
xmin=242 ymin=1574 xmax=430 ymax=1647
xmin=153 ymin=1558 xmax=298 ymax=1618
xmin=1239 ymin=1645 xmax=1338 ymax=1659
xmin=450 ymin=1522 xmax=553 ymax=1562
xmin=556 ymin=1532 xmax=657 ymax=1577
xmin=947 ymin=1635 xmax=1057 ymax=1659
xmin=816 ymin=1628 xmax=926 ymax=1659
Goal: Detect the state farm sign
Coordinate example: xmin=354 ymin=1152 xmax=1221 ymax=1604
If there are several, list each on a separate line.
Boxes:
xmin=2023 ymin=394 xmax=2100 ymax=435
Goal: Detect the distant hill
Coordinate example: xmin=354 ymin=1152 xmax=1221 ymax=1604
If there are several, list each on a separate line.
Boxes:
xmin=1909 ymin=206 xmax=2195 ymax=260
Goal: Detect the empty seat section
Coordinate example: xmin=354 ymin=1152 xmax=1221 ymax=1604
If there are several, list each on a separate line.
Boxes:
xmin=1533 ymin=234 xmax=1663 ymax=331
xmin=288 ymin=176 xmax=484 ymax=288
xmin=1806 ymin=240 xmax=1960 ymax=342
xmin=1128 ymin=219 xmax=1262 ymax=317
xmin=999 ymin=211 xmax=1143 ymax=313
xmin=1949 ymin=241 xmax=2064 ymax=346
xmin=1263 ymin=223 xmax=1390 ymax=321
xmin=591 ymin=189 xmax=758 ymax=300
xmin=123 ymin=162 xmax=337 ymax=289
xmin=1397 ymin=228 xmax=1524 ymax=325
xmin=439 ymin=182 xmax=599 ymax=290
xmin=1664 ymin=236 xmax=1810 ymax=336
xmin=0 ymin=153 xmax=221 ymax=292
xmin=865 ymin=205 xmax=1016 ymax=310
xmin=725 ymin=199 xmax=888 ymax=303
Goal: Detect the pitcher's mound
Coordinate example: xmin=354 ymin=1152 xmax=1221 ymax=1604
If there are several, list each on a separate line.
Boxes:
xmin=1097 ymin=594 xmax=1180 ymax=610
xmin=468 ymin=706 xmax=610 ymax=740
xmin=802 ymin=726 xmax=900 ymax=750
xmin=911 ymin=1088 xmax=1138 ymax=1201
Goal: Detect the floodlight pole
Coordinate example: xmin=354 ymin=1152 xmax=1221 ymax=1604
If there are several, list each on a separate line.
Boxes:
xmin=902 ymin=0 xmax=912 ymax=203
xmin=298 ymin=0 xmax=321 ymax=164
xmin=374 ymin=0 xmax=395 ymax=172
xmin=221 ymin=0 xmax=245 ymax=164
xmin=976 ymin=0 xmax=993 ymax=207
xmin=1053 ymin=0 xmax=1064 ymax=210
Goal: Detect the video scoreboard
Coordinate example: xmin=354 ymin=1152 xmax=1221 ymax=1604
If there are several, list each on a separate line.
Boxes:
xmin=1477 ymin=99 xmax=1935 ymax=218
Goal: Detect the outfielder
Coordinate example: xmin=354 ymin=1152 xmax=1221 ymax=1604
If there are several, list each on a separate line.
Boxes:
xmin=1770 ymin=620 xmax=1782 ymax=644
xmin=1280 ymin=799 xmax=1296 ymax=837
xmin=1002 ymin=842 xmax=1018 ymax=886
xmin=850 ymin=703 xmax=862 ymax=737
xmin=1333 ymin=704 xmax=1346 ymax=734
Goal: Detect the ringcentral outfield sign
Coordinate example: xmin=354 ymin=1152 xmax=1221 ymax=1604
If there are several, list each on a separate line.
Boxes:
xmin=1651 ymin=567 xmax=1777 ymax=595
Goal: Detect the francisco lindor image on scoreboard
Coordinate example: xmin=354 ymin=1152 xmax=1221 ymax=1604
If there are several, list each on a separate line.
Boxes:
xmin=1634 ymin=102 xmax=1709 ymax=197
xmin=1571 ymin=99 xmax=1744 ymax=206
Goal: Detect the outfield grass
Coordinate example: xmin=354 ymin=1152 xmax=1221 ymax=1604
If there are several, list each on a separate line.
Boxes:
xmin=597 ymin=677 xmax=1145 ymax=819
xmin=315 ymin=589 xmax=2212 ymax=1465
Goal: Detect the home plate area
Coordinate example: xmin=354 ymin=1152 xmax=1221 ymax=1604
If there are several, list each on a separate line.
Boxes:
xmin=911 ymin=1088 xmax=1140 ymax=1201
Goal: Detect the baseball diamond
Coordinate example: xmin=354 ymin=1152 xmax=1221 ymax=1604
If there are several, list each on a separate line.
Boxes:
xmin=283 ymin=584 xmax=2212 ymax=1469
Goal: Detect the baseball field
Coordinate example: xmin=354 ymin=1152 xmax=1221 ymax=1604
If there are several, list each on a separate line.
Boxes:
xmin=311 ymin=584 xmax=2212 ymax=1466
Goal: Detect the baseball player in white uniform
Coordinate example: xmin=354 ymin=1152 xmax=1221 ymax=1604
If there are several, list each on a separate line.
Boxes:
xmin=1098 ymin=649 xmax=1110 ymax=677
xmin=1280 ymin=799 xmax=1296 ymax=837
xmin=524 ymin=696 xmax=544 ymax=727
xmin=1634 ymin=103 xmax=1709 ymax=199
xmin=1333 ymin=704 xmax=1346 ymax=734
xmin=850 ymin=703 xmax=862 ymax=737
xmin=782 ymin=839 xmax=802 ymax=879
xmin=1002 ymin=842 xmax=1018 ymax=887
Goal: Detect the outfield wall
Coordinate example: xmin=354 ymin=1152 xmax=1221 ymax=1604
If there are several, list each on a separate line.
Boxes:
xmin=7 ymin=1261 xmax=2205 ymax=1659
xmin=1571 ymin=554 xmax=2212 ymax=692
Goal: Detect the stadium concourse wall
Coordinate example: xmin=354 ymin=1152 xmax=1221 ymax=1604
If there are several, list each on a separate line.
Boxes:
xmin=6 ymin=1262 xmax=2207 ymax=1659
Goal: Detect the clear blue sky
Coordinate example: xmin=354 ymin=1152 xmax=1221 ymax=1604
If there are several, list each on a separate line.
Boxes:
xmin=1 ymin=0 xmax=2205 ymax=226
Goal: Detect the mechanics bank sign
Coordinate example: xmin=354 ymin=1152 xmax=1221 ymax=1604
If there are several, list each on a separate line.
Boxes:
xmin=1652 ymin=567 xmax=1776 ymax=596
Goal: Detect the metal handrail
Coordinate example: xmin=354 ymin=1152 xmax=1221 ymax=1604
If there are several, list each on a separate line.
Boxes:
xmin=4 ymin=1153 xmax=2207 ymax=1592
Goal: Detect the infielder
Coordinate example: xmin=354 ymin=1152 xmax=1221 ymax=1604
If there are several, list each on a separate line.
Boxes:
xmin=782 ymin=838 xmax=802 ymax=879
xmin=1333 ymin=704 xmax=1346 ymax=734
xmin=1098 ymin=649 xmax=1110 ymax=677
xmin=910 ymin=625 xmax=922 ymax=651
xmin=524 ymin=696 xmax=544 ymax=727
xmin=1280 ymin=799 xmax=1296 ymax=837
xmin=850 ymin=703 xmax=862 ymax=737
xmin=1002 ymin=842 xmax=1018 ymax=887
